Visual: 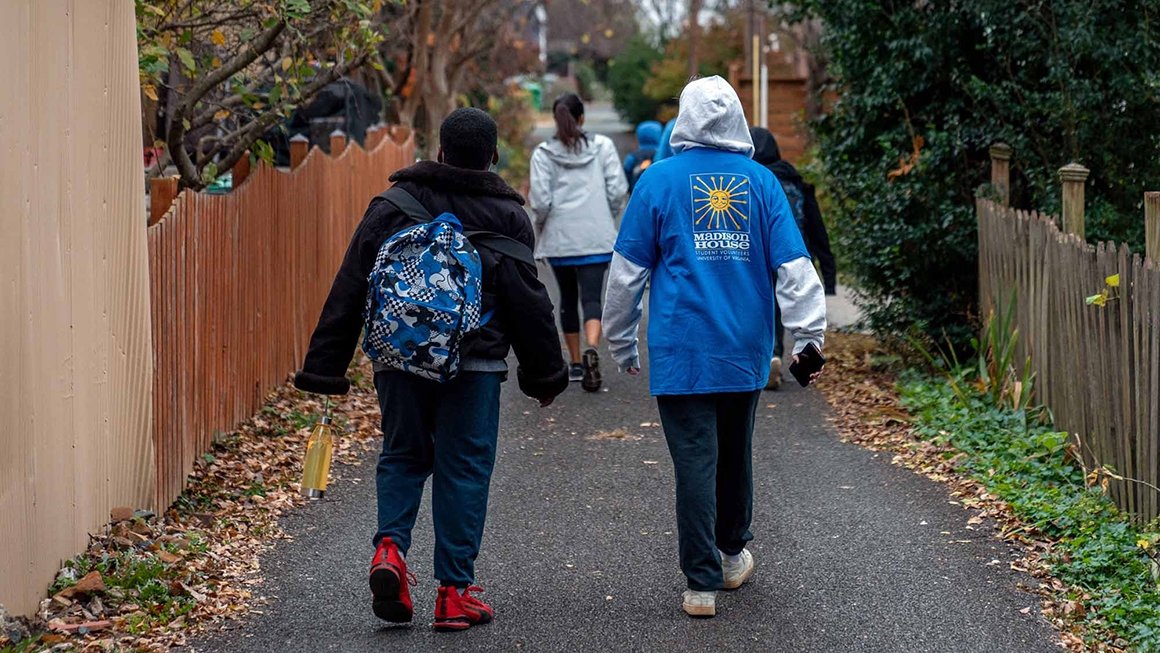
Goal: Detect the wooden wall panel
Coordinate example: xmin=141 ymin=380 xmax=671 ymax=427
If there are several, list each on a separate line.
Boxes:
xmin=0 ymin=0 xmax=413 ymax=609
xmin=0 ymin=0 xmax=154 ymax=616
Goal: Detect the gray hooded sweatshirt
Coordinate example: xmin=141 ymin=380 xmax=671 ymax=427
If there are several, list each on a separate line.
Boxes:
xmin=602 ymin=75 xmax=827 ymax=373
xmin=529 ymin=133 xmax=628 ymax=260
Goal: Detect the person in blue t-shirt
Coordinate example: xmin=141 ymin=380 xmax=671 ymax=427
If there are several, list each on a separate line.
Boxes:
xmin=602 ymin=76 xmax=827 ymax=619
xmin=654 ymin=117 xmax=676 ymax=162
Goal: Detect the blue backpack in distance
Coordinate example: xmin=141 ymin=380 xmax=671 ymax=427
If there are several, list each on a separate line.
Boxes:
xmin=361 ymin=187 xmax=534 ymax=383
xmin=778 ymin=177 xmax=807 ymax=233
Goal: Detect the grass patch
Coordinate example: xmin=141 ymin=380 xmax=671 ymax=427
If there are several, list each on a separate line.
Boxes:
xmin=0 ymin=639 xmax=42 ymax=653
xmin=900 ymin=373 xmax=1160 ymax=650
xmin=33 ymin=543 xmax=201 ymax=646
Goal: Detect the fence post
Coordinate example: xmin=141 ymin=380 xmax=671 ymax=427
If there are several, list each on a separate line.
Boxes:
xmin=365 ymin=123 xmax=386 ymax=151
xmin=148 ymin=176 xmax=179 ymax=226
xmin=329 ymin=129 xmax=347 ymax=156
xmin=1059 ymin=162 xmax=1089 ymax=239
xmin=1146 ymin=191 xmax=1160 ymax=262
xmin=289 ymin=134 xmax=309 ymax=170
xmin=989 ymin=143 xmax=1012 ymax=206
xmin=232 ymin=151 xmax=251 ymax=188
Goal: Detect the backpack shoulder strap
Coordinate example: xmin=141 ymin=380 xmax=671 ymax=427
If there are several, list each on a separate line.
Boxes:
xmin=377 ymin=186 xmax=433 ymax=224
xmin=464 ymin=231 xmax=536 ymax=267
xmin=376 ymin=186 xmax=534 ymax=266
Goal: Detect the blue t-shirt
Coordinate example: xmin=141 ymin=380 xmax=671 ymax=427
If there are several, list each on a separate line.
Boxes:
xmin=614 ymin=147 xmax=809 ymax=395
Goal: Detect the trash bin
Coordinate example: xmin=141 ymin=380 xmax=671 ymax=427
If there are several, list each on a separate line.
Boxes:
xmin=522 ymin=81 xmax=542 ymax=113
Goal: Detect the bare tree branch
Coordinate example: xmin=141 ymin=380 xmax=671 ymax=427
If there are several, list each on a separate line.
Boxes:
xmin=211 ymin=59 xmax=362 ymax=176
xmin=166 ymin=20 xmax=287 ymax=188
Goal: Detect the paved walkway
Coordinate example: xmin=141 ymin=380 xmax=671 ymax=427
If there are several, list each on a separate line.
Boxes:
xmin=192 ymin=114 xmax=1056 ymax=652
xmin=192 ymin=314 xmax=1057 ymax=652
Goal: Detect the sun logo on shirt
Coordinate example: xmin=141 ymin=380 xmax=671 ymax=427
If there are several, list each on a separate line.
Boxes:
xmin=692 ymin=174 xmax=749 ymax=232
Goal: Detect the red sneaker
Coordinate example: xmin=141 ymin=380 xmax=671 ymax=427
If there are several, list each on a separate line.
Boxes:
xmin=369 ymin=537 xmax=416 ymax=623
xmin=433 ymin=585 xmax=494 ymax=631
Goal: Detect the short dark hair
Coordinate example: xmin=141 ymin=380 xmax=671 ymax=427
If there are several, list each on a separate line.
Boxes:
xmin=439 ymin=107 xmax=498 ymax=170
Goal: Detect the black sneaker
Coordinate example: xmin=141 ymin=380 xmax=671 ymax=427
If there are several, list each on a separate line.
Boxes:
xmin=581 ymin=348 xmax=602 ymax=392
xmin=569 ymin=363 xmax=584 ymax=382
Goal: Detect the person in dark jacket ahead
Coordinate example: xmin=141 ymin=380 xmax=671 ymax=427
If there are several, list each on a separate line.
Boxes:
xmin=294 ymin=107 xmax=569 ymax=632
xmin=749 ymin=127 xmax=837 ymax=390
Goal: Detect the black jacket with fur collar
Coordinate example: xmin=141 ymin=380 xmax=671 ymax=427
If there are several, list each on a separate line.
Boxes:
xmin=294 ymin=161 xmax=569 ymax=400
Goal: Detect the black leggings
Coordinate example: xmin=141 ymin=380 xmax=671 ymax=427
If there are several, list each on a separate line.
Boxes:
xmin=551 ymin=262 xmax=608 ymax=333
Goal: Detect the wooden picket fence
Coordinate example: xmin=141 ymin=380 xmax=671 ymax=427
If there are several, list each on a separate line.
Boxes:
xmin=978 ymin=147 xmax=1160 ymax=520
xmin=147 ymin=126 xmax=414 ymax=507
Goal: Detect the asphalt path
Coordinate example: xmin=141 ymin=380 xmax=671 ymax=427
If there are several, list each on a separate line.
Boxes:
xmin=192 ymin=105 xmax=1057 ymax=652
xmin=192 ymin=323 xmax=1058 ymax=653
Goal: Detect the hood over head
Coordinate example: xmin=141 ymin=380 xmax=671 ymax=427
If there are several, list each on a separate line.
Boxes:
xmin=537 ymin=135 xmax=601 ymax=168
xmin=635 ymin=121 xmax=663 ymax=148
xmin=669 ymin=76 xmax=754 ymax=158
xmin=749 ymin=127 xmax=781 ymax=165
xmin=749 ymin=126 xmax=802 ymax=183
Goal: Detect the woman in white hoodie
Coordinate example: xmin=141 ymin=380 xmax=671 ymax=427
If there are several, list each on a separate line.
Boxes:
xmin=529 ymin=93 xmax=628 ymax=392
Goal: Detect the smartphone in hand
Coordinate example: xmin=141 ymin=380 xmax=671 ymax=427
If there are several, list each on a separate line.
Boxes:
xmin=789 ymin=343 xmax=825 ymax=387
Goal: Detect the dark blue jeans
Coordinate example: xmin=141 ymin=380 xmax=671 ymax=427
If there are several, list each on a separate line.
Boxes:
xmin=656 ymin=391 xmax=761 ymax=591
xmin=373 ymin=370 xmax=503 ymax=587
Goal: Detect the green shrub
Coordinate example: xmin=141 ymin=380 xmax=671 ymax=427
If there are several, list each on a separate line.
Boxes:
xmin=574 ymin=60 xmax=599 ymax=102
xmin=606 ymin=35 xmax=663 ymax=124
xmin=489 ymin=91 xmax=534 ymax=190
xmin=795 ymin=0 xmax=1160 ymax=350
xmin=901 ymin=375 xmax=1160 ymax=650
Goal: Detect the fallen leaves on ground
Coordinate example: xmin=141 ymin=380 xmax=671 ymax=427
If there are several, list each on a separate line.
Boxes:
xmin=3 ymin=360 xmax=381 ymax=652
xmin=589 ymin=428 xmax=642 ymax=442
xmin=818 ymin=332 xmax=1119 ymax=653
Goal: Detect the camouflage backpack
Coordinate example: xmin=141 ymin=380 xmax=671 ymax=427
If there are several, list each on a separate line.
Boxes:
xmin=362 ymin=187 xmax=533 ymax=382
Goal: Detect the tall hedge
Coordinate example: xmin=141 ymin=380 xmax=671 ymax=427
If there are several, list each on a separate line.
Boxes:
xmin=800 ymin=0 xmax=1160 ymax=347
xmin=607 ymin=35 xmax=664 ymax=124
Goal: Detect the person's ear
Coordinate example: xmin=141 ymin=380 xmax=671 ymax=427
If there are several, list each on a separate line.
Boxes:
xmin=492 ymin=148 xmax=500 ymax=166
xmin=578 ymin=114 xmax=585 ymax=127
xmin=437 ymin=147 xmax=444 ymax=164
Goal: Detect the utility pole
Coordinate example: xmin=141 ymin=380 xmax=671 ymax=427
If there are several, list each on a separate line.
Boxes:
xmin=688 ymin=0 xmax=703 ymax=78
xmin=748 ymin=0 xmax=761 ymax=125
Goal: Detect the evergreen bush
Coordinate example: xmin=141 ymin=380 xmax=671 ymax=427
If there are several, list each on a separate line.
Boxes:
xmin=797 ymin=0 xmax=1160 ymax=348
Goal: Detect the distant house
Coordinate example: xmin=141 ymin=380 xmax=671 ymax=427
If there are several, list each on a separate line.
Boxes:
xmin=730 ymin=20 xmax=831 ymax=165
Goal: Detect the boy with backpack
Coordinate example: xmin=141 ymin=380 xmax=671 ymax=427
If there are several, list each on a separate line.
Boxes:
xmin=749 ymin=127 xmax=837 ymax=390
xmin=294 ymin=107 xmax=569 ymax=631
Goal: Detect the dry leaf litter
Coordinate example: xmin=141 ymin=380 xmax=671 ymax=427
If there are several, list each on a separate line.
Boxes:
xmin=1 ymin=360 xmax=381 ymax=652
xmin=819 ymin=332 xmax=1118 ymax=653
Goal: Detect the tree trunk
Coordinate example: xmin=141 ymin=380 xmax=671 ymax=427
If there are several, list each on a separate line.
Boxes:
xmin=397 ymin=1 xmax=432 ymax=133
xmin=687 ymin=0 xmax=703 ymax=77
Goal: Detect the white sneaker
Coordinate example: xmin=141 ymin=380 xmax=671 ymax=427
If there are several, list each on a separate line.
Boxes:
xmin=766 ymin=357 xmax=782 ymax=390
xmin=682 ymin=590 xmax=716 ymax=617
xmin=721 ymin=549 xmax=755 ymax=590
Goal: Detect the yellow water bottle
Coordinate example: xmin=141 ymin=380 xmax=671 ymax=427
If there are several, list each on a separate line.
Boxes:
xmin=301 ymin=398 xmax=336 ymax=499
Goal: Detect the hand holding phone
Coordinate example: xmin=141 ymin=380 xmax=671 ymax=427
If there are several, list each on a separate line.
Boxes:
xmin=789 ymin=343 xmax=825 ymax=387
